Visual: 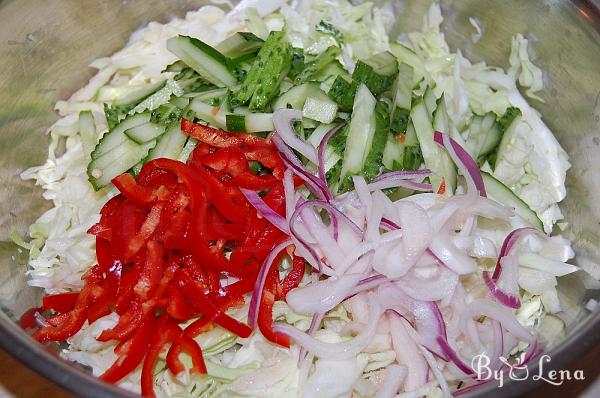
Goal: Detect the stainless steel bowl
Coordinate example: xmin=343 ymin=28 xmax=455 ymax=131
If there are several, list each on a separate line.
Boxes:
xmin=0 ymin=0 xmax=599 ymax=397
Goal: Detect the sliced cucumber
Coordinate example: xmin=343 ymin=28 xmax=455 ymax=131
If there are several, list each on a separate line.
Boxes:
xmin=167 ymin=35 xmax=237 ymax=87
xmin=96 ymin=80 xmax=166 ymax=108
xmin=235 ymin=30 xmax=292 ymax=111
xmin=88 ymin=139 xmax=155 ymax=190
xmin=465 ymin=112 xmax=502 ymax=160
xmin=382 ymin=135 xmax=405 ymax=170
xmin=79 ymin=111 xmax=97 ymax=160
xmin=352 ymin=51 xmax=398 ymax=95
xmin=178 ymin=138 xmax=199 ymax=162
xmin=273 ymin=82 xmax=323 ymax=110
xmin=225 ymin=112 xmax=274 ymax=132
xmin=492 ymin=107 xmax=522 ymax=169
xmin=146 ymin=124 xmax=189 ymax=162
xmin=482 ymin=172 xmax=543 ymax=230
xmin=339 ymin=84 xmax=376 ymax=185
xmin=302 ymin=93 xmax=338 ymax=124
xmin=188 ymin=97 xmax=226 ymax=129
xmin=411 ymin=98 xmax=456 ymax=193
xmin=215 ymin=32 xmax=263 ymax=58
xmin=294 ymin=46 xmax=341 ymax=85
xmin=327 ymin=75 xmax=358 ymax=112
xmin=90 ymin=113 xmax=151 ymax=160
xmin=362 ymin=101 xmax=390 ymax=180
xmin=125 ymin=123 xmax=165 ymax=144
xmin=389 ymin=42 xmax=429 ymax=84
xmin=423 ymin=86 xmax=437 ymax=116
xmin=187 ymin=87 xmax=230 ymax=102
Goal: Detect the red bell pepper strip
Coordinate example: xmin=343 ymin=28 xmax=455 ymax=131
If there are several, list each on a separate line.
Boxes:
xmin=134 ymin=240 xmax=164 ymax=301
xmin=184 ymin=315 xmax=214 ymax=338
xmin=141 ymin=316 xmax=181 ymax=398
xmin=166 ymin=333 xmax=207 ymax=376
xmin=100 ymin=315 xmax=156 ymax=384
xmin=281 ymin=256 xmax=306 ymax=298
xmin=42 ymin=292 xmax=79 ymax=314
xmin=177 ymin=270 xmax=252 ymax=338
xmin=181 ymin=118 xmax=266 ymax=148
xmin=112 ymin=173 xmax=156 ymax=207
xmin=258 ymin=290 xmax=290 ymax=348
xmin=97 ymin=299 xmax=144 ymax=342
xmin=125 ymin=203 xmax=164 ymax=260
xmin=19 ymin=307 xmax=42 ymax=329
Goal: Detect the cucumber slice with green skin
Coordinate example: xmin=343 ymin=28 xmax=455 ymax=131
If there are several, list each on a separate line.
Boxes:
xmin=391 ymin=63 xmax=414 ymax=111
xmin=423 ymin=86 xmax=437 ymax=116
xmin=167 ymin=35 xmax=237 ymax=87
xmin=327 ymin=75 xmax=358 ymax=112
xmin=294 ymin=46 xmax=341 ymax=85
xmin=91 ymin=112 xmax=151 ymax=160
xmin=491 ymin=107 xmax=522 ymax=169
xmin=482 ymin=171 xmax=543 ymax=230
xmin=188 ymin=97 xmax=226 ymax=129
xmin=96 ymin=80 xmax=166 ymax=107
xmin=146 ymin=124 xmax=189 ymax=162
xmin=215 ymin=32 xmax=263 ymax=58
xmin=352 ymin=51 xmax=398 ymax=95
xmin=225 ymin=113 xmax=274 ymax=132
xmin=178 ymin=138 xmax=199 ymax=162
xmin=339 ymin=84 xmax=377 ymax=186
xmin=432 ymin=94 xmax=458 ymax=191
xmin=466 ymin=112 xmax=502 ymax=160
xmin=382 ymin=134 xmax=405 ymax=170
xmin=235 ymin=30 xmax=292 ymax=111
xmin=88 ymin=139 xmax=155 ymax=190
xmin=404 ymin=121 xmax=419 ymax=147
xmin=78 ymin=111 xmax=97 ymax=160
xmin=273 ymin=82 xmax=323 ymax=110
xmin=125 ymin=123 xmax=165 ymax=144
xmin=187 ymin=87 xmax=230 ymax=102
xmin=389 ymin=42 xmax=430 ymax=84
xmin=362 ymin=101 xmax=390 ymax=181
xmin=411 ymin=97 xmax=456 ymax=194
xmin=302 ymin=94 xmax=338 ymax=124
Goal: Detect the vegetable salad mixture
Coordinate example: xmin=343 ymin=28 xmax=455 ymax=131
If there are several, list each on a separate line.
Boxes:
xmin=16 ymin=0 xmax=589 ymax=397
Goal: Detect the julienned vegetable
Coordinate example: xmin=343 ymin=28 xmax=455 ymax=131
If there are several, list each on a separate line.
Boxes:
xmin=24 ymin=120 xmax=306 ymax=398
xmin=19 ymin=1 xmax=578 ymax=397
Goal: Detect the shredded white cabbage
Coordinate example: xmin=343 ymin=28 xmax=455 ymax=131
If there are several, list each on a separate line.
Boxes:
xmin=19 ymin=1 xmax=581 ymax=397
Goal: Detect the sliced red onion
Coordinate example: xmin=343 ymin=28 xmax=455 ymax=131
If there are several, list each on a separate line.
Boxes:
xmin=434 ymin=131 xmax=486 ymax=197
xmin=240 ymin=188 xmax=290 ymax=234
xmin=403 ymin=322 xmax=452 ymax=397
xmin=413 ymin=301 xmax=449 ymax=361
xmin=396 ymin=265 xmax=459 ymax=302
xmin=273 ymin=293 xmax=383 ymax=360
xmin=492 ymin=227 xmax=545 ymax=280
xmin=375 ymin=364 xmax=407 ymax=398
xmin=286 ymin=273 xmax=364 ymax=315
xmin=464 ymin=299 xmax=539 ymax=367
xmin=273 ymin=109 xmax=318 ymax=164
xmin=368 ymin=169 xmax=433 ymax=192
xmin=429 ymin=232 xmax=478 ymax=275
xmin=273 ymin=133 xmax=332 ymax=201
xmin=317 ymin=124 xmax=345 ymax=183
xmin=380 ymin=217 xmax=401 ymax=231
xmin=483 ymin=270 xmax=520 ymax=309
xmin=247 ymin=239 xmax=293 ymax=329
xmin=490 ymin=320 xmax=504 ymax=371
xmin=388 ymin=310 xmax=429 ymax=391
xmin=371 ymin=169 xmax=432 ymax=182
xmin=436 ymin=337 xmax=476 ymax=376
xmin=34 ymin=312 xmax=50 ymax=328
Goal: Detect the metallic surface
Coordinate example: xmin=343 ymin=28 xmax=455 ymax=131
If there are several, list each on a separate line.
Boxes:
xmin=0 ymin=0 xmax=599 ymax=397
